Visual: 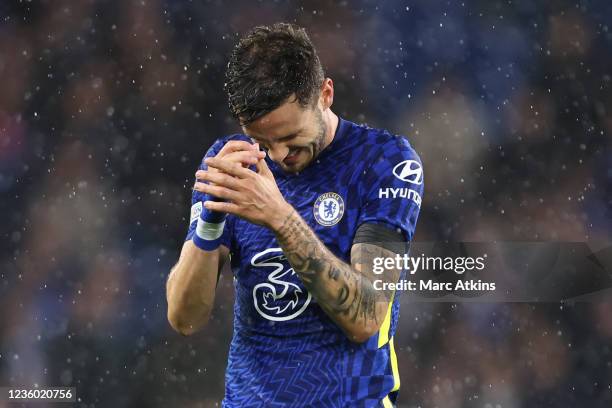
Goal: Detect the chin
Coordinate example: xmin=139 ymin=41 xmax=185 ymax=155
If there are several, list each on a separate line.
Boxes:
xmin=283 ymin=153 xmax=312 ymax=173
xmin=282 ymin=163 xmax=303 ymax=173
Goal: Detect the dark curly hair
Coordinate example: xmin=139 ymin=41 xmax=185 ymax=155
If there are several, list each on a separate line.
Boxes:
xmin=224 ymin=23 xmax=325 ymax=126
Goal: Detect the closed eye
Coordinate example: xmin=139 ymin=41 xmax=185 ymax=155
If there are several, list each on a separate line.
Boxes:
xmin=250 ymin=133 xmax=297 ymax=147
xmin=277 ymin=133 xmax=297 ymax=142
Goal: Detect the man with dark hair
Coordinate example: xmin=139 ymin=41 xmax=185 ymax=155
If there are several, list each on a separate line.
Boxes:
xmin=166 ymin=23 xmax=424 ymax=407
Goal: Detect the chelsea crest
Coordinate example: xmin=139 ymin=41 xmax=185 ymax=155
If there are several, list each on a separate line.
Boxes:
xmin=313 ymin=192 xmax=344 ymax=226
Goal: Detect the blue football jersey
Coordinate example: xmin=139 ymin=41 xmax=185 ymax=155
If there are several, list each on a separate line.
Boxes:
xmin=185 ymin=118 xmax=424 ymax=407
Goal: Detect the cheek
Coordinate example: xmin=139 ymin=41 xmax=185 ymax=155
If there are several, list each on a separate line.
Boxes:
xmin=299 ymin=144 xmax=315 ymax=156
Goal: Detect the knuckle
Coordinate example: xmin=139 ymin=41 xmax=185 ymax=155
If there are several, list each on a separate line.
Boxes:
xmin=220 ymin=174 xmax=232 ymax=184
xmin=231 ymin=151 xmax=246 ymax=160
xmin=225 ymin=141 xmax=246 ymax=150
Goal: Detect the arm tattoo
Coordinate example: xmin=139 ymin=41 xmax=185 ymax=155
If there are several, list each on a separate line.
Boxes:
xmin=274 ymin=210 xmax=403 ymax=337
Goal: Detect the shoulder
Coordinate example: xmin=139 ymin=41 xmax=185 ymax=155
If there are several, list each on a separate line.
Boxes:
xmin=344 ymin=120 xmax=421 ymax=169
xmin=196 ymin=133 xmax=252 ymax=169
xmin=204 ymin=133 xmax=252 ymax=156
xmin=342 ymin=121 xmax=424 ymax=196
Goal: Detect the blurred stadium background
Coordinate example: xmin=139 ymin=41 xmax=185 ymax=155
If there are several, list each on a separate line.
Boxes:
xmin=1 ymin=0 xmax=611 ymax=406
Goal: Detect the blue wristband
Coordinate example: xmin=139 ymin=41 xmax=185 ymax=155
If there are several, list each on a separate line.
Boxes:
xmin=192 ymin=194 xmax=227 ymax=251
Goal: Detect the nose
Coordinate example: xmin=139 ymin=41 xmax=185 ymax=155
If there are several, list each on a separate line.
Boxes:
xmin=266 ymin=143 xmax=289 ymax=163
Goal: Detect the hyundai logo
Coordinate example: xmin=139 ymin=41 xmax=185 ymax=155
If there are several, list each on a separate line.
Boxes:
xmin=392 ymin=160 xmax=423 ymax=184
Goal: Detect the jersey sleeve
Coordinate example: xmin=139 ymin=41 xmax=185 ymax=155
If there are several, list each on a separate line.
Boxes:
xmin=184 ymin=136 xmax=243 ymax=249
xmin=357 ymin=137 xmax=424 ymax=242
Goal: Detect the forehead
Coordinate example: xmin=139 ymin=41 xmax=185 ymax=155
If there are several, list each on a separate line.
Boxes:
xmin=243 ymin=98 xmax=310 ymax=140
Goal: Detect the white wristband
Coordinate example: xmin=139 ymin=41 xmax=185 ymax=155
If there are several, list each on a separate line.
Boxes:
xmin=195 ymin=218 xmax=226 ymax=241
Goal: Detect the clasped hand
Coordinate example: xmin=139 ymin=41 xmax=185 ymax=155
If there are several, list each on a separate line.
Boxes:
xmin=193 ymin=141 xmax=292 ymax=230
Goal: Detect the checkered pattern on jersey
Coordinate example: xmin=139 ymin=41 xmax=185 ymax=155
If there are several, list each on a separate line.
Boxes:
xmin=186 ymin=119 xmax=423 ymax=407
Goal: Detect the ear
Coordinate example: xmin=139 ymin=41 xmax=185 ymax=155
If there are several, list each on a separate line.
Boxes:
xmin=319 ymin=78 xmax=334 ymax=111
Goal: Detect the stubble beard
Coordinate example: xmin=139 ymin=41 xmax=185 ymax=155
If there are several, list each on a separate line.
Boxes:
xmin=312 ymin=108 xmax=327 ymax=159
xmin=283 ymin=108 xmax=327 ymax=173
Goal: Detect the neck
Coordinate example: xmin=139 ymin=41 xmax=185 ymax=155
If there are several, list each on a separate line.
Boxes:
xmin=321 ymin=109 xmax=339 ymax=151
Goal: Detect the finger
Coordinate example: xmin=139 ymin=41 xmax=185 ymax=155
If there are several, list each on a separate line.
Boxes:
xmin=255 ymin=156 xmax=273 ymax=177
xmin=218 ymin=140 xmax=257 ymax=156
xmin=205 ymin=157 xmax=254 ymax=179
xmin=195 ymin=170 xmax=241 ymax=189
xmin=224 ymin=150 xmax=266 ymax=166
xmin=204 ymin=200 xmax=241 ymax=216
xmin=193 ymin=181 xmax=241 ymax=201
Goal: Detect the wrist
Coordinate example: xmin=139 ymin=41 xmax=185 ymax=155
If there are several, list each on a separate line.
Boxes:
xmin=268 ymin=202 xmax=295 ymax=233
xmin=192 ymin=195 xmax=227 ymax=251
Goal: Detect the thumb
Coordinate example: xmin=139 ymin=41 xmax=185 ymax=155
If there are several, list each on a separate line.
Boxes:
xmin=255 ymin=154 xmax=273 ymax=177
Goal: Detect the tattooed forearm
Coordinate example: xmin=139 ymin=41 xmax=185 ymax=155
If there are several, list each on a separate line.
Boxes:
xmin=351 ymin=243 xmax=400 ymax=302
xmin=273 ymin=209 xmax=402 ymax=341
